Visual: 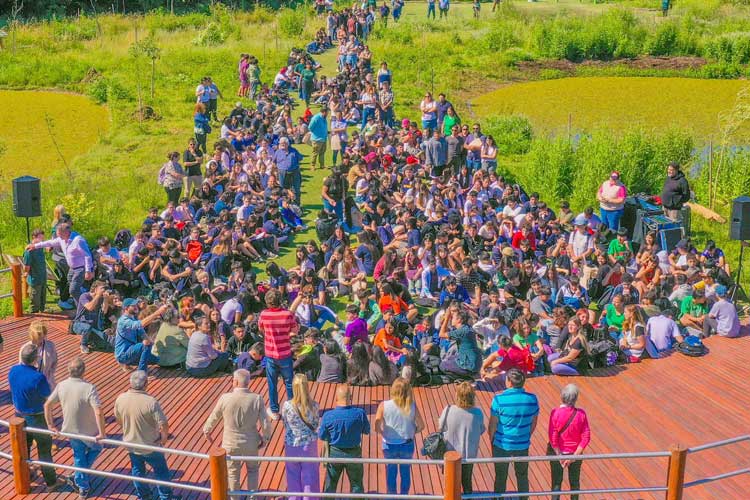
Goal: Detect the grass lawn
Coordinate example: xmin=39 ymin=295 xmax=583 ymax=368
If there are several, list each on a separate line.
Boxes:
xmin=472 ymin=77 xmax=750 ymax=141
xmin=0 ymin=90 xmax=110 ymax=185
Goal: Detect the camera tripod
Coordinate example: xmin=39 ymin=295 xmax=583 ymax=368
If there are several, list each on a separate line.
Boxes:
xmin=730 ymin=240 xmax=749 ymax=305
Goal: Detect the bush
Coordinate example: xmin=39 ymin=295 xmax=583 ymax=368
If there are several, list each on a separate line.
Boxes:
xmin=87 ymin=77 xmax=132 ymax=103
xmin=192 ymin=3 xmax=239 ymax=46
xmin=484 ymin=115 xmax=534 ymax=156
xmin=278 ymin=8 xmax=306 ymax=38
xmin=700 ymin=62 xmax=744 ymax=79
xmin=704 ymin=33 xmax=750 ymax=64
xmin=647 ymin=21 xmax=679 ymax=56
xmin=49 ymin=17 xmax=98 ymax=42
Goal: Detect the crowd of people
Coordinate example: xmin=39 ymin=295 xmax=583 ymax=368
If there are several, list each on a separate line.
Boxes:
xmin=10 ymin=2 xmax=745 ymax=499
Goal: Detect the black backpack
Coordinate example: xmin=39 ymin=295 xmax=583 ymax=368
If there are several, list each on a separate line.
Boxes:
xmin=676 ymin=336 xmax=708 ymax=357
xmin=316 ymin=211 xmax=338 ymax=242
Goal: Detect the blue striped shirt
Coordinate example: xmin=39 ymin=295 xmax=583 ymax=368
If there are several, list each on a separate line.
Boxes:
xmin=490 ymin=388 xmax=539 ymax=451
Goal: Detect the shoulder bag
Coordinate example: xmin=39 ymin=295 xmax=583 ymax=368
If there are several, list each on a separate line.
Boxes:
xmin=546 ymin=408 xmax=578 ymax=456
xmin=421 ymin=405 xmax=451 ymax=459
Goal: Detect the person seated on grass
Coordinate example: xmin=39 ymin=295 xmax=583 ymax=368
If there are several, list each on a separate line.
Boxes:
xmin=185 ymin=317 xmax=232 ymax=378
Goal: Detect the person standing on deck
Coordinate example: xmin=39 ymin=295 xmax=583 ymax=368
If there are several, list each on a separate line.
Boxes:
xmin=318 ymin=384 xmax=370 ymax=495
xmin=45 ymin=358 xmax=107 ymax=500
xmin=114 ymin=371 xmax=175 ymax=500
xmin=488 ymin=368 xmax=539 ymax=499
xmin=204 ymin=369 xmax=271 ymax=500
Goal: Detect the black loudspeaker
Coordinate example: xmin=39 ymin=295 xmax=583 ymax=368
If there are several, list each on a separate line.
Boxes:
xmin=12 ymin=176 xmax=42 ymax=218
xmin=730 ymin=196 xmax=750 ymax=241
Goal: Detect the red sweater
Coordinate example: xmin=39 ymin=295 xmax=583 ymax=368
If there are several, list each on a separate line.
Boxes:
xmin=548 ymin=406 xmax=591 ymax=454
xmin=511 ymin=231 xmax=537 ymax=251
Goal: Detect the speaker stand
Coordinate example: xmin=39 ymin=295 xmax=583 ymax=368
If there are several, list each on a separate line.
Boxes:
xmin=731 ymin=241 xmax=749 ymax=304
xmin=25 ymin=217 xmax=31 ymax=244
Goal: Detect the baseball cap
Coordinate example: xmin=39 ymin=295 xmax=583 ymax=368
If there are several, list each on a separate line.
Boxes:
xmin=123 ymin=298 xmax=138 ymax=308
xmin=715 ymin=285 xmax=728 ymax=297
xmin=573 ymin=215 xmax=587 ymax=226
xmin=611 ymin=171 xmax=620 ymax=179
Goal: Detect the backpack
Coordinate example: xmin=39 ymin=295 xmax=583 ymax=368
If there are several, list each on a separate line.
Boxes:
xmin=114 ymin=229 xmax=133 ymax=251
xmin=676 ymin=335 xmax=708 ymax=357
xmin=316 ymin=211 xmax=338 ymax=242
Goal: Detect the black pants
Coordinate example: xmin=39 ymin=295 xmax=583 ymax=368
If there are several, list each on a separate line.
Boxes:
xmin=551 ymin=458 xmax=582 ymax=500
xmin=165 ymin=186 xmax=182 ymax=205
xmin=53 ymin=257 xmax=70 ymax=302
xmin=23 ymin=414 xmax=57 ymax=486
xmin=461 ymin=463 xmax=473 ymax=493
xmin=195 ymin=132 xmax=208 ymax=154
xmin=324 ymin=446 xmax=364 ymax=494
xmin=493 ymin=446 xmax=529 ymax=498
xmin=207 ymin=98 xmax=218 ymax=121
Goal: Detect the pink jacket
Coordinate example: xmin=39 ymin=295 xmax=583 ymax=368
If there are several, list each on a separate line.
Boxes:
xmin=548 ymin=406 xmax=591 ymax=454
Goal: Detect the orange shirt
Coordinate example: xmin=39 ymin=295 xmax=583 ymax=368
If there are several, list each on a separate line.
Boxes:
xmin=378 ymin=295 xmax=407 ymax=315
xmin=374 ymin=328 xmax=402 ymax=352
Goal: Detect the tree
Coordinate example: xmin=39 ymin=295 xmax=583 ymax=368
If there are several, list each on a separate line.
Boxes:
xmin=9 ymin=0 xmax=23 ymax=56
xmin=129 ymin=31 xmax=161 ymax=110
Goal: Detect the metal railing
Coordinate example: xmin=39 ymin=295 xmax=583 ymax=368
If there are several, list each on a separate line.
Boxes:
xmin=1 ymin=418 xmax=750 ymax=500
xmin=0 ymin=259 xmax=23 ymax=317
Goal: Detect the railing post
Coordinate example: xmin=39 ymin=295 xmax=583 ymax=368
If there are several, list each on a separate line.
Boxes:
xmin=444 ymin=451 xmax=462 ymax=500
xmin=9 ymin=416 xmax=31 ymax=494
xmin=11 ymin=261 xmax=24 ymax=318
xmin=209 ymin=447 xmax=229 ymax=500
xmin=666 ymin=444 xmax=687 ymax=500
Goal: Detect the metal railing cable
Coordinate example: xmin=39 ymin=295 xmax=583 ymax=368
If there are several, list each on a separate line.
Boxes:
xmin=687 ymin=435 xmax=750 ymax=454
xmin=683 ymin=467 xmax=750 ymax=488
xmin=226 ymin=454 xmax=440 ymax=465
xmin=229 ymin=491 xmax=443 ymax=499
xmin=459 ymin=485 xmax=669 ymax=498
xmin=463 ymin=450 xmax=670 ymax=464
xmin=27 ymin=459 xmax=211 ymax=494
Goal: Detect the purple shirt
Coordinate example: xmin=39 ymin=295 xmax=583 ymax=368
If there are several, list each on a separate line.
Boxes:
xmin=709 ymin=299 xmax=741 ymax=338
xmin=344 ymin=317 xmax=369 ymax=353
xmin=646 ymin=314 xmax=679 ymax=351
xmin=36 ymin=231 xmax=93 ymax=272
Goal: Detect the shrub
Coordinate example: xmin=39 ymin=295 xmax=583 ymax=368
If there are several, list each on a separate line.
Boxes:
xmin=87 ymin=77 xmax=132 ymax=103
xmin=646 ymin=21 xmax=679 ymax=56
xmin=522 ymin=137 xmax=578 ymax=203
xmin=485 ymin=23 xmax=520 ymax=52
xmin=705 ymin=33 xmax=750 ymax=65
xmin=484 ymin=115 xmax=534 ymax=156
xmin=700 ymin=62 xmax=744 ymax=79
xmin=192 ymin=3 xmax=239 ymax=46
xmin=49 ymin=17 xmax=98 ymax=42
xmin=278 ymin=8 xmax=306 ymax=38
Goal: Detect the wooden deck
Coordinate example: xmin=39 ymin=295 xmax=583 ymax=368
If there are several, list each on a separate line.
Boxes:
xmin=0 ymin=314 xmax=749 ymax=499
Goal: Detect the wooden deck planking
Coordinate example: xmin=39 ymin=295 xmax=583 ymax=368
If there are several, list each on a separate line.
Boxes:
xmin=0 ymin=315 xmax=749 ymax=499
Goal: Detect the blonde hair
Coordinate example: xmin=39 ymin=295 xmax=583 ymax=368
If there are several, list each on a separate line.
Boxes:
xmin=29 ymin=320 xmax=48 ymax=344
xmin=455 ymin=381 xmax=475 ymax=409
xmin=52 ymin=204 xmax=67 ymax=226
xmin=291 ymin=374 xmax=316 ymax=424
xmin=390 ymin=377 xmax=414 ymax=415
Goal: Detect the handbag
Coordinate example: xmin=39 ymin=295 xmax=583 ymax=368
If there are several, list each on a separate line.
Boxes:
xmin=421 ymin=405 xmax=451 ymax=459
xmin=546 ymin=408 xmax=578 ymax=456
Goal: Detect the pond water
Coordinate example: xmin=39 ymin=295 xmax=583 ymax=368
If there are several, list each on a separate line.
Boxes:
xmin=472 ymin=77 xmax=750 ymax=141
xmin=0 ymin=90 xmax=109 ymax=185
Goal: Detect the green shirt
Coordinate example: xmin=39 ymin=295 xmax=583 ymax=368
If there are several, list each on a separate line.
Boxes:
xmin=607 ymin=238 xmax=630 ymax=259
xmin=513 ymin=332 xmax=540 ymax=349
xmin=301 ymin=68 xmax=315 ymax=83
xmin=679 ymin=295 xmax=708 ymax=319
xmin=605 ymin=303 xmax=625 ymax=331
xmin=22 ymin=248 xmax=46 ymax=286
xmin=443 ymin=114 xmax=460 ymax=136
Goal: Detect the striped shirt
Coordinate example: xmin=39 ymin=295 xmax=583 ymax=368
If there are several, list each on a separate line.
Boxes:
xmin=258 ymin=308 xmax=297 ymax=359
xmin=490 ymin=388 xmax=539 ymax=451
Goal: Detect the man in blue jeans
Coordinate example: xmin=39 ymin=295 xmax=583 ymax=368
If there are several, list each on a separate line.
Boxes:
xmin=115 ymin=371 xmax=176 ymax=500
xmin=488 ymin=368 xmax=539 ymax=499
xmin=115 ymin=299 xmax=168 ymax=372
xmin=45 ymin=357 xmax=107 ymax=498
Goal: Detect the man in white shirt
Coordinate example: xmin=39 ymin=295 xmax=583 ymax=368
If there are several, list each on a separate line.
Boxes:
xmin=44 ymin=358 xmax=107 ymax=499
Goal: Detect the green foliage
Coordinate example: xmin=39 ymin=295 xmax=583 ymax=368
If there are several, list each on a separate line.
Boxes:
xmin=522 ymin=137 xmax=577 ymax=203
xmin=277 ymin=8 xmax=306 ymax=38
xmin=193 ymin=3 xmax=239 ymax=46
xmin=705 ymin=33 xmax=750 ymax=65
xmin=49 ymin=16 xmax=98 ymax=41
xmin=146 ymin=12 xmax=208 ymax=33
xmin=484 ymin=115 xmax=534 ymax=156
xmin=87 ymin=76 xmax=132 ymax=103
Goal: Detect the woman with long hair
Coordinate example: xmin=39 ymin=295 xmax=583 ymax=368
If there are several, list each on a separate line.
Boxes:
xmin=20 ymin=320 xmax=58 ymax=388
xmin=193 ymin=102 xmax=210 ymax=154
xmin=374 ymin=378 xmax=425 ymax=497
xmin=548 ymin=318 xmax=589 ymax=376
xmin=369 ymin=345 xmax=398 ymax=386
xmin=347 ymin=341 xmax=372 ymax=386
xmin=619 ymin=304 xmax=646 ymax=362
xmin=439 ymin=382 xmax=485 ymax=493
xmin=281 ymin=374 xmax=321 ymax=500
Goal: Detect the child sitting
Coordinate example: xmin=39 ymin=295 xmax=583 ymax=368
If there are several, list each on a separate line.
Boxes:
xmin=317 ymin=339 xmax=345 ymax=383
xmin=235 ymin=342 xmax=266 ymax=378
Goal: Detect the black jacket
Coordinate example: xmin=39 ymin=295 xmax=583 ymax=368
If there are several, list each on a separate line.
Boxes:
xmin=661 ymin=171 xmax=690 ymax=210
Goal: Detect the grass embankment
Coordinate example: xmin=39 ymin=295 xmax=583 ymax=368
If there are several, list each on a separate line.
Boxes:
xmin=0 ymin=90 xmax=110 ymax=182
xmin=473 ymin=77 xmax=750 ymax=140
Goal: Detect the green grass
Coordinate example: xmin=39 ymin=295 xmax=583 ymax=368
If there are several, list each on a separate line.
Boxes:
xmin=472 ymin=77 xmax=750 ymax=141
xmin=0 ymin=90 xmax=110 ymax=184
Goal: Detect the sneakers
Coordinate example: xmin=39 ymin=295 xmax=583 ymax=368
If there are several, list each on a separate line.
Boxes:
xmin=58 ymin=299 xmax=76 ymax=310
xmin=266 ymin=408 xmax=280 ymax=421
xmin=80 ymin=345 xmax=91 ymax=354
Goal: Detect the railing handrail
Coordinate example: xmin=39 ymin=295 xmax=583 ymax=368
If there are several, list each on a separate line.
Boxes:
xmin=226 ymin=454 xmax=440 ymax=465
xmin=687 ymin=434 xmax=750 ymax=453
xmin=27 ymin=458 xmax=211 ymax=494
